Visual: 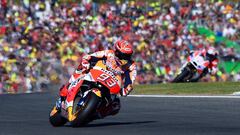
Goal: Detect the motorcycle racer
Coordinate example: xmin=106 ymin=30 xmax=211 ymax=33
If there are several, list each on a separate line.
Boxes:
xmin=188 ymin=47 xmax=219 ymax=82
xmin=57 ymin=39 xmax=137 ymax=119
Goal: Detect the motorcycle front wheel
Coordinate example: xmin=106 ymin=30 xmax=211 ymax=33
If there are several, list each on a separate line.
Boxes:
xmin=70 ymin=91 xmax=100 ymax=127
xmin=49 ymin=106 xmax=67 ymax=127
xmin=172 ymin=67 xmax=191 ymax=83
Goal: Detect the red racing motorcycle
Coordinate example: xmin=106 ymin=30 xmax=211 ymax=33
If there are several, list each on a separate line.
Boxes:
xmin=49 ymin=60 xmax=123 ymax=127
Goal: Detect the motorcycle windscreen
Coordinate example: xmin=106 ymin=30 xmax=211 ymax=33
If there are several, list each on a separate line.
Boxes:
xmin=90 ymin=69 xmax=121 ymax=94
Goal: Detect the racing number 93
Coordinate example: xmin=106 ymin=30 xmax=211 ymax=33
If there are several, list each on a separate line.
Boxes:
xmin=97 ymin=73 xmax=116 ymax=88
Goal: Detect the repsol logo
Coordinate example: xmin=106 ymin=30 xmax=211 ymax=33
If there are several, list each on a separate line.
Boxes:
xmin=100 ymin=69 xmax=119 ymax=82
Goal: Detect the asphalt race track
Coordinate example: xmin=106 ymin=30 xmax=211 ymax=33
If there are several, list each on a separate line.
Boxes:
xmin=0 ymin=92 xmax=240 ymax=135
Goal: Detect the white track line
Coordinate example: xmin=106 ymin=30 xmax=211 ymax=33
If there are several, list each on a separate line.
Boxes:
xmin=129 ymin=95 xmax=240 ymax=99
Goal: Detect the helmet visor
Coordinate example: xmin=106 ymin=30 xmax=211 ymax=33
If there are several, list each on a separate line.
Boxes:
xmin=115 ymin=50 xmax=132 ymax=60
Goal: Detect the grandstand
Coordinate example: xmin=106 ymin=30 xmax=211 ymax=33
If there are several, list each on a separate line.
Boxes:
xmin=0 ymin=0 xmax=239 ymax=93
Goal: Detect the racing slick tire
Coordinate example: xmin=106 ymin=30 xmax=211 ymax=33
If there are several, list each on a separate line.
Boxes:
xmin=49 ymin=107 xmax=68 ymax=127
xmin=70 ymin=91 xmax=100 ymax=127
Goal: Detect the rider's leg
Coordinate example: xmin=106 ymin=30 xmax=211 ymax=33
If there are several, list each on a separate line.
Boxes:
xmin=109 ymin=95 xmax=121 ymax=116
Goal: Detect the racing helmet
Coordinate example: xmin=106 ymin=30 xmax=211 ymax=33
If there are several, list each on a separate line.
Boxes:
xmin=114 ymin=40 xmax=133 ymax=60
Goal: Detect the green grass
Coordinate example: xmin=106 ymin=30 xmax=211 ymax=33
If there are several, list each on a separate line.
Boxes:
xmin=132 ymin=82 xmax=240 ymax=95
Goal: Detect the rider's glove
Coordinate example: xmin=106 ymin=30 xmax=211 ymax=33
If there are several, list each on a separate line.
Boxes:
xmin=120 ymin=84 xmax=133 ymax=97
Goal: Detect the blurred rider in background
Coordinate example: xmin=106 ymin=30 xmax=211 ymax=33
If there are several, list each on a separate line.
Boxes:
xmin=188 ymin=47 xmax=219 ymax=82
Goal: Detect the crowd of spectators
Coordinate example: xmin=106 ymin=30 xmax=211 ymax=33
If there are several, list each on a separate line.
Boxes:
xmin=0 ymin=0 xmax=239 ymax=94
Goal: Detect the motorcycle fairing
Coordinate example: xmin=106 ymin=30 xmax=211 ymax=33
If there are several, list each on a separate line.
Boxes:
xmin=188 ymin=53 xmax=210 ymax=73
xmin=89 ymin=68 xmax=121 ymax=94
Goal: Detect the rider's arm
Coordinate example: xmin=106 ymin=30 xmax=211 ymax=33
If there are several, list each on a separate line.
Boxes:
xmin=82 ymin=51 xmax=106 ymax=62
xmin=121 ymin=62 xmax=137 ymax=97
xmin=81 ymin=50 xmax=111 ymax=70
xmin=128 ymin=63 xmax=137 ymax=84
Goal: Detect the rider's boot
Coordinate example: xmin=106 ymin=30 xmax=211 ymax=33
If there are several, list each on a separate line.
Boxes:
xmin=91 ymin=96 xmax=121 ymax=120
xmin=109 ymin=97 xmax=121 ymax=116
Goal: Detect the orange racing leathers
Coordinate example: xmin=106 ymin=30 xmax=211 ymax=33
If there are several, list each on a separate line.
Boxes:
xmin=59 ymin=50 xmax=137 ymax=98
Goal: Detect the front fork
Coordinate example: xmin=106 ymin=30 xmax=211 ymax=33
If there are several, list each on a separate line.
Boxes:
xmin=67 ymin=89 xmax=102 ymax=121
